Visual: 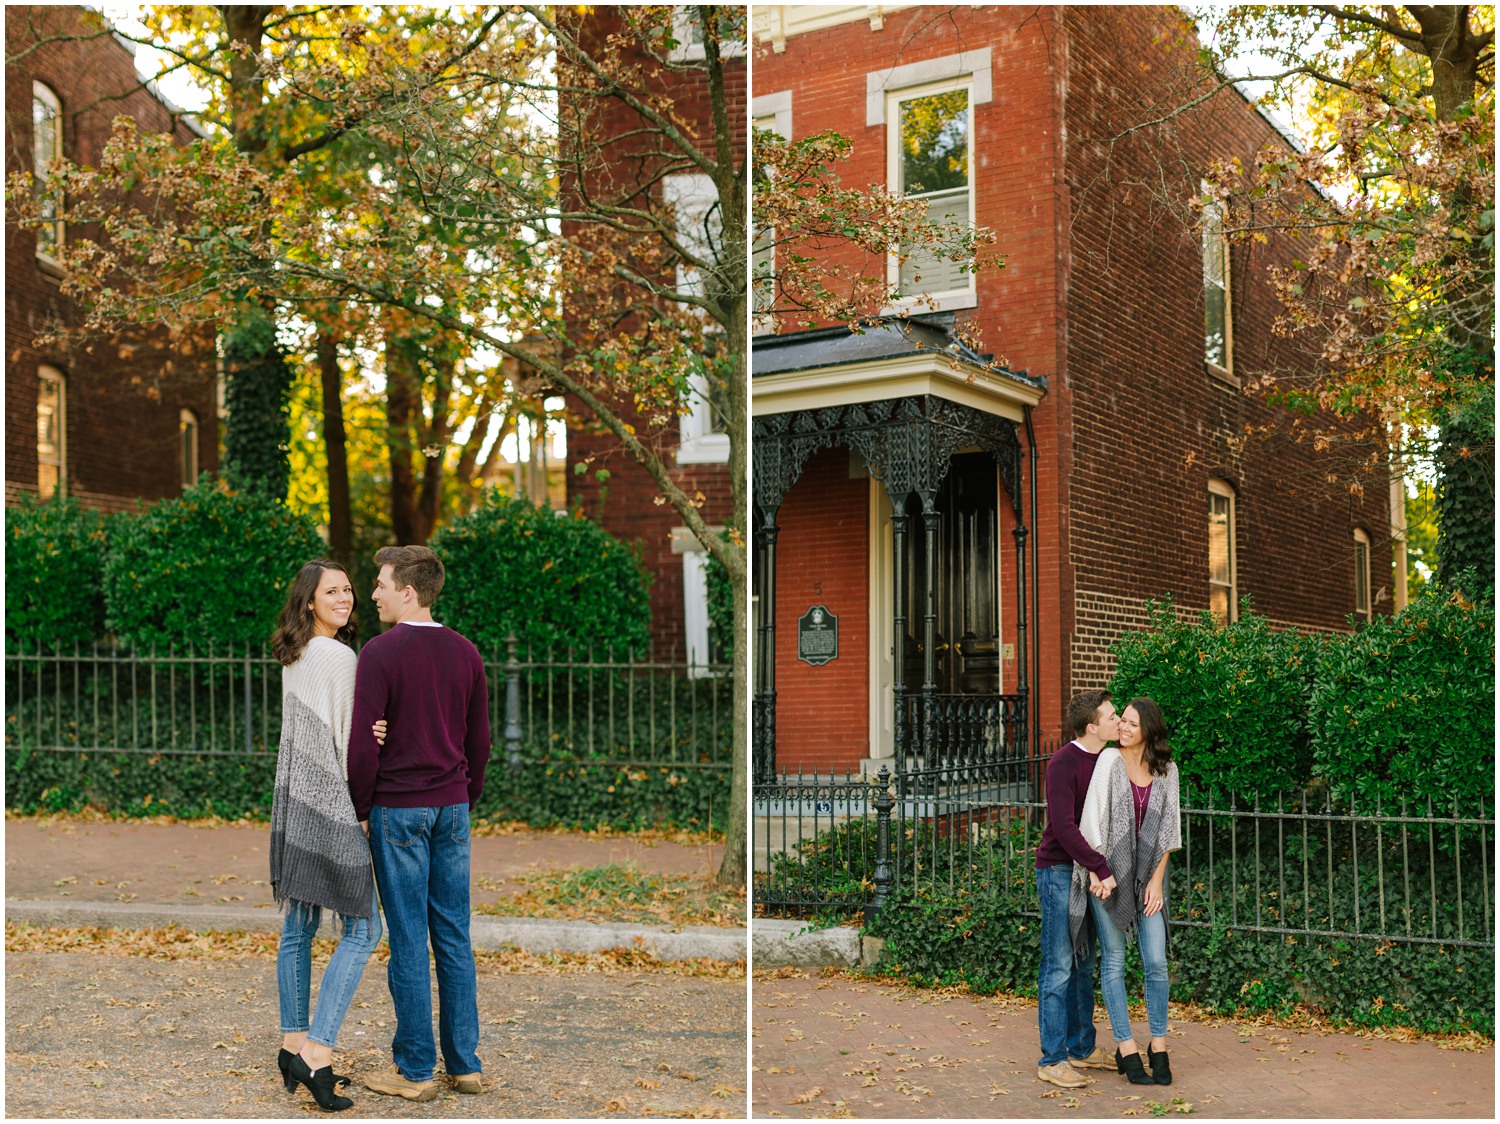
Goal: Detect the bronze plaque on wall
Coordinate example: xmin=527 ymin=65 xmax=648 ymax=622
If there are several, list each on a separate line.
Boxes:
xmin=797 ymin=605 xmax=839 ymax=666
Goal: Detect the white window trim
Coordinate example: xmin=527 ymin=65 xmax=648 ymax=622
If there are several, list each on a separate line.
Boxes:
xmin=751 ymin=92 xmax=792 ymax=337
xmin=32 ymin=81 xmax=63 ymax=269
xmin=663 ymin=172 xmax=730 ymax=464
xmin=884 ymin=77 xmax=978 ymax=313
xmin=669 ymin=7 xmax=747 ymax=62
xmin=1208 ymin=479 xmax=1238 ymax=623
xmin=1353 ymin=527 xmax=1372 ymax=623
xmin=673 ymin=526 xmax=726 ymax=677
xmin=1201 ymin=183 xmax=1236 ymax=386
xmin=678 ymin=371 xmax=729 ymax=463
xmin=36 ymin=364 xmax=66 ymax=500
xmin=751 ymin=90 xmax=792 ymax=139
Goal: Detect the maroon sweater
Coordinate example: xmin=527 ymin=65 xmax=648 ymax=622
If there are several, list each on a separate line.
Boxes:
xmin=348 ymin=623 xmax=491 ymax=822
xmin=1034 ymin=740 xmax=1113 ymax=877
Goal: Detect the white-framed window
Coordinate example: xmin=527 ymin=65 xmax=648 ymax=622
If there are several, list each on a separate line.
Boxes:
xmin=32 ymin=81 xmax=63 ymax=264
xmin=674 ymin=526 xmax=726 ymax=677
xmin=664 ymin=172 xmax=729 ymax=464
xmin=887 ymin=78 xmax=975 ymax=307
xmin=669 ymin=6 xmax=746 ymax=62
xmin=36 ymin=365 xmax=65 ymax=500
xmin=1353 ymin=527 xmax=1372 ymax=623
xmin=180 ymin=408 xmax=200 ymax=490
xmin=750 ymin=92 xmax=791 ymax=334
xmin=1202 ymin=187 xmax=1234 ymax=380
xmin=1208 ymin=479 xmax=1237 ymax=623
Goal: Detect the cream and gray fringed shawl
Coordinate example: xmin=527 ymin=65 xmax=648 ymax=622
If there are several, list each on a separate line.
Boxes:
xmin=1068 ymin=748 xmax=1181 ymax=963
xmin=270 ymin=635 xmax=374 ymax=919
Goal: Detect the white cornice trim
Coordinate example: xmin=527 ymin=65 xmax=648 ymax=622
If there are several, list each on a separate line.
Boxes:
xmin=753 ymin=353 xmax=1043 ymax=420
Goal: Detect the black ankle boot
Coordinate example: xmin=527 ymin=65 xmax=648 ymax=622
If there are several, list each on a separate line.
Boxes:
xmin=1115 ymin=1048 xmax=1158 ymax=1085
xmin=287 ymin=1052 xmax=354 ymax=1112
xmin=279 ymin=1049 xmax=351 ymax=1092
xmin=1147 ymin=1045 xmax=1172 ymax=1086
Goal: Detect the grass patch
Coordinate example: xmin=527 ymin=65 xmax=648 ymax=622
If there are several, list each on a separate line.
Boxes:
xmin=477 ymin=862 xmax=746 ymax=928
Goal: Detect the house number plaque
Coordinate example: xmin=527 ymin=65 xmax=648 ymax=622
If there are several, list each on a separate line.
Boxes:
xmin=797 ymin=604 xmax=839 ymax=666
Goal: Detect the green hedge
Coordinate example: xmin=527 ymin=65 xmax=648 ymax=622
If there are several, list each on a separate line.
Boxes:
xmin=430 ymin=493 xmax=651 ymax=658
xmin=1110 ymin=598 xmax=1319 ymax=796
xmin=1310 ymin=584 xmax=1494 ymax=807
xmin=1110 ymin=585 xmax=1494 ymax=801
xmin=103 ymin=480 xmax=325 ymax=653
xmin=4 ymin=747 xmax=726 ymax=833
xmin=5 ymin=495 xmax=108 ymax=651
xmin=867 ymin=884 xmax=1491 ymax=1036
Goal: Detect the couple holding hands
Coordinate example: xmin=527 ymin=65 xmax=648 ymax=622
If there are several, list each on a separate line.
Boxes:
xmin=1036 ymin=689 xmax=1183 ymax=1090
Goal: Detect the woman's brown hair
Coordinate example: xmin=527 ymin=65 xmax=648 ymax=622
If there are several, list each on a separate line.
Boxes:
xmin=1128 ymin=696 xmax=1173 ymax=777
xmin=271 ymin=560 xmax=357 ymax=666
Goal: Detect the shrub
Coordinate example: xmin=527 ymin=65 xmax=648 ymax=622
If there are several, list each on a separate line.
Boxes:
xmin=1109 ymin=598 xmax=1320 ymax=797
xmin=5 ymin=495 xmax=107 ymax=650
xmin=430 ymin=493 xmax=650 ymax=657
xmin=1309 ymin=584 xmax=1495 ymax=807
xmin=102 ymin=479 xmax=325 ymax=653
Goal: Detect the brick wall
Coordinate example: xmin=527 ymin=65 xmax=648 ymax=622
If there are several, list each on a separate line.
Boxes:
xmin=1059 ymin=5 xmax=1394 ymax=668
xmin=562 ymin=8 xmax=745 ymax=656
xmin=756 ymin=6 xmax=1396 ymax=756
xmin=5 ymin=6 xmax=218 ymax=511
xmin=771 ymin=449 xmax=869 ymax=775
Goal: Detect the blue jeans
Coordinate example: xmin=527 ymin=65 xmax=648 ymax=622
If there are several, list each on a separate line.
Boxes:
xmin=1036 ymin=863 xmax=1096 ymax=1067
xmin=369 ymin=803 xmax=480 ymax=1082
xmin=1091 ymin=894 xmax=1170 ymax=1043
xmin=277 ymin=882 xmax=382 ymax=1048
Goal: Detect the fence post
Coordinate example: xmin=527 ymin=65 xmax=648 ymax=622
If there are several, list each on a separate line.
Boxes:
xmin=504 ymin=633 xmax=524 ymax=775
xmin=243 ymin=643 xmax=253 ymax=754
xmin=866 ymin=765 xmax=896 ymax=926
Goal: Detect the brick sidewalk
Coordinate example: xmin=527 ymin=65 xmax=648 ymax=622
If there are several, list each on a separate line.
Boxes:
xmin=752 ymin=970 xmax=1493 ymax=1119
xmin=6 ymin=815 xmax=723 ymax=914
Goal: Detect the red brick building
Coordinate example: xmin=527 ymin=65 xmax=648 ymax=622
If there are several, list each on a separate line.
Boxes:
xmin=752 ymin=5 xmax=1397 ymax=778
xmin=5 ymin=6 xmax=217 ymax=512
xmin=562 ymin=7 xmax=746 ymax=665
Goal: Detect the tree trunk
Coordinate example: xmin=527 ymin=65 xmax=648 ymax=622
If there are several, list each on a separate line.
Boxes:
xmin=316 ymin=327 xmax=353 ymax=564
xmin=386 ymin=339 xmax=426 ymax=545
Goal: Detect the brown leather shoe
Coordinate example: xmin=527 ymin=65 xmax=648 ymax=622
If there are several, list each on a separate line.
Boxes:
xmin=364 ymin=1066 xmax=438 ymax=1102
xmin=1069 ymin=1045 xmax=1115 ymax=1070
xmin=449 ymin=1073 xmax=483 ymax=1094
xmin=1037 ymin=1062 xmax=1088 ymax=1089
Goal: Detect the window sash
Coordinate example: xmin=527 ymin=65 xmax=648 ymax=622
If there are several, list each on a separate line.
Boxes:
xmin=889 ymin=81 xmax=974 ymax=301
xmin=1208 ymin=487 xmax=1236 ymax=622
xmin=32 ymin=85 xmax=62 ymax=259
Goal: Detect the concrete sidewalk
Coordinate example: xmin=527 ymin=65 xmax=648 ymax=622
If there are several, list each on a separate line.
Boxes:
xmin=5 ymin=816 xmax=746 ymax=961
xmin=752 ymin=969 xmax=1494 ymax=1119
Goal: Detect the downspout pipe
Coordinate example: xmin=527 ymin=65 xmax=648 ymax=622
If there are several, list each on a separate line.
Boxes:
xmin=1024 ymin=404 xmax=1039 ymax=758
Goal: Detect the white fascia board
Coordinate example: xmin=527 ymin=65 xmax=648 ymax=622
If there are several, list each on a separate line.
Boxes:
xmin=752 ymin=352 xmax=1043 ymax=421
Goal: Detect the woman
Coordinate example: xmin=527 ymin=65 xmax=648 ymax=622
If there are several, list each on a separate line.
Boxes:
xmin=1070 ymin=696 xmax=1181 ymax=1086
xmin=269 ymin=560 xmax=381 ymax=1112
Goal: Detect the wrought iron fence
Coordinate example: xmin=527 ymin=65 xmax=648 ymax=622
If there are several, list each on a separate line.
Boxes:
xmin=753 ymin=747 xmax=1496 ymax=950
xmin=5 ymin=639 xmax=732 ymax=771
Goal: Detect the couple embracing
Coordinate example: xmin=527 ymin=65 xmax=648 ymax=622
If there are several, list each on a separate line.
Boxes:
xmin=1036 ymin=689 xmax=1183 ymax=1090
xmin=268 ymin=545 xmax=490 ymax=1111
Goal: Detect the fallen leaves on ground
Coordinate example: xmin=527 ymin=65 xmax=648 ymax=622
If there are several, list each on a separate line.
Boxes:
xmin=801 ymin=966 xmax=1490 ymax=1048
xmin=476 ymin=862 xmax=745 ymax=928
xmin=5 ymin=922 xmax=744 ymax=978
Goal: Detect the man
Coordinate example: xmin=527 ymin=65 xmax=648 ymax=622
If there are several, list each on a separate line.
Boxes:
xmin=1035 ymin=689 xmax=1120 ymax=1088
xmin=348 ymin=545 xmax=490 ymax=1101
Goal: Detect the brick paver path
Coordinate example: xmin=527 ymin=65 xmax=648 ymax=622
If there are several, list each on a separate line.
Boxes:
xmin=6 ymin=815 xmax=723 ymax=914
xmin=752 ymin=970 xmax=1493 ymax=1118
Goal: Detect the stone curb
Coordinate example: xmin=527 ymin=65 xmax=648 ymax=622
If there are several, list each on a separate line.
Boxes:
xmin=751 ymin=918 xmax=883 ymax=968
xmin=4 ymin=898 xmax=746 ymax=963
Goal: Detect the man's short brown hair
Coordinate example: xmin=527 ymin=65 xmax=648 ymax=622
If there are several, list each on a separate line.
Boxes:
xmin=375 ymin=544 xmax=445 ymax=607
xmin=1065 ymin=689 xmax=1112 ymax=740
